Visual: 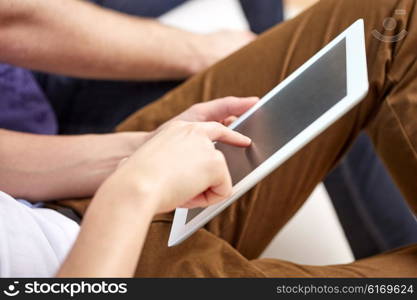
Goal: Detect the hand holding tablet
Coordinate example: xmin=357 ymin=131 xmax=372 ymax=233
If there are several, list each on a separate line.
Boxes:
xmin=168 ymin=19 xmax=369 ymax=247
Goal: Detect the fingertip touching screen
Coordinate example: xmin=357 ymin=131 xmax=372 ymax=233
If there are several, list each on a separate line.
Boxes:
xmin=186 ymin=38 xmax=347 ymax=224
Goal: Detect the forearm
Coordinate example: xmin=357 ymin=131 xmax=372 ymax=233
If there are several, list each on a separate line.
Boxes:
xmin=0 ymin=0 xmax=204 ymax=80
xmin=0 ymin=129 xmax=148 ymax=201
xmin=57 ymin=98 xmax=257 ymax=277
xmin=57 ymin=175 xmax=157 ymax=277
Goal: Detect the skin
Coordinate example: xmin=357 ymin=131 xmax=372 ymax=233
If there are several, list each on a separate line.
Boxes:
xmin=0 ymin=96 xmax=259 ymax=277
xmin=0 ymin=0 xmax=255 ymax=80
xmin=0 ymin=0 xmax=259 ymax=277
xmin=0 ymin=97 xmax=257 ymax=204
xmin=0 ymin=0 xmax=257 ymax=203
xmin=0 ymin=130 xmax=149 ymax=201
xmin=57 ymin=97 xmax=259 ymax=277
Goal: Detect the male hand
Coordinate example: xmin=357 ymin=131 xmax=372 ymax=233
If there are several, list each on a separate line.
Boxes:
xmin=114 ymin=120 xmax=251 ymax=214
xmin=110 ymin=97 xmax=259 ymax=214
xmin=191 ymin=30 xmax=256 ymax=73
xmin=158 ymin=96 xmax=259 ymax=133
xmin=145 ymin=96 xmax=258 ymax=148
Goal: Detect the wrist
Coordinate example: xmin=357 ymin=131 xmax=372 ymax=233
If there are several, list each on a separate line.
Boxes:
xmin=57 ymin=132 xmax=149 ymax=199
xmin=99 ymin=169 xmax=160 ymax=215
xmin=183 ymin=33 xmax=212 ymax=75
xmin=86 ymin=132 xmax=149 ymax=168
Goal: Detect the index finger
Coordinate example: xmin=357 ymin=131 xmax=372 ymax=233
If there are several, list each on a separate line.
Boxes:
xmin=198 ymin=122 xmax=251 ymax=147
xmin=198 ymin=97 xmax=259 ymax=122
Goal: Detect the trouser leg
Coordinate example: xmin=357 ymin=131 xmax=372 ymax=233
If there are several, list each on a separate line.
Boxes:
xmin=326 ymin=133 xmax=417 ymax=260
xmin=55 ymin=0 xmax=417 ymax=277
xmin=115 ymin=0 xmax=417 ymax=277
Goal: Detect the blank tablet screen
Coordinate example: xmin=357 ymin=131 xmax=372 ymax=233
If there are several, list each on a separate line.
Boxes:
xmin=186 ymin=38 xmax=347 ymax=223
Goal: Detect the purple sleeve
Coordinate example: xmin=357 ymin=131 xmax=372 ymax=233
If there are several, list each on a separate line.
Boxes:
xmin=0 ymin=64 xmax=58 ymax=135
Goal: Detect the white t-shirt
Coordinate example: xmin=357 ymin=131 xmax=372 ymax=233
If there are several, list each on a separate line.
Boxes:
xmin=0 ymin=191 xmax=79 ymax=277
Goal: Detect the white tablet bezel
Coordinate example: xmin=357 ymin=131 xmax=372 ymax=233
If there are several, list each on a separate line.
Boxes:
xmin=168 ymin=19 xmax=369 ymax=247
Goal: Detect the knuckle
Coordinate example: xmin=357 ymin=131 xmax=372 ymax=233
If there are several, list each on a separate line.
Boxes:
xmin=213 ymin=150 xmax=227 ymax=165
xmin=170 ymin=120 xmax=186 ymax=128
xmin=169 ymin=120 xmax=199 ymax=135
xmin=187 ymin=122 xmax=203 ymax=133
xmin=207 ymin=121 xmax=224 ymax=130
xmin=224 ymin=183 xmax=233 ymax=198
xmin=190 ymin=103 xmax=203 ymax=112
xmin=182 ymin=122 xmax=207 ymax=138
xmin=205 ymin=150 xmax=224 ymax=172
xmin=225 ymin=96 xmax=238 ymax=102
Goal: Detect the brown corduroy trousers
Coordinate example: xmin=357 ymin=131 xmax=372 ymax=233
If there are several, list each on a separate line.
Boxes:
xmin=61 ymin=0 xmax=417 ymax=277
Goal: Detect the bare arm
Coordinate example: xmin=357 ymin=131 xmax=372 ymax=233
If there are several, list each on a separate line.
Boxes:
xmin=0 ymin=0 xmax=254 ymax=80
xmin=0 ymin=129 xmax=148 ymax=201
xmin=57 ymin=121 xmax=251 ymax=277
xmin=57 ymin=97 xmax=257 ymax=277
xmin=57 ymin=175 xmax=157 ymax=277
xmin=0 ymin=97 xmax=256 ymax=204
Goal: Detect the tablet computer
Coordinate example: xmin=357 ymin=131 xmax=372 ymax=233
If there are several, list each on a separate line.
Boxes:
xmin=168 ymin=19 xmax=369 ymax=247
